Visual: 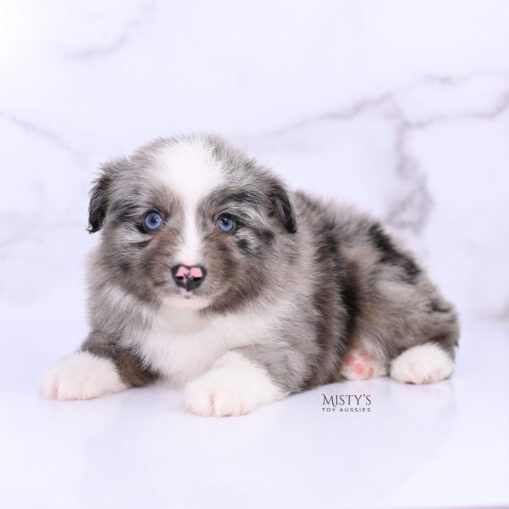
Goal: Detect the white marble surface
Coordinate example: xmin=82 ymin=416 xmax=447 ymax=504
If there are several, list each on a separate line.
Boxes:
xmin=1 ymin=1 xmax=509 ymax=507
xmin=1 ymin=318 xmax=509 ymax=508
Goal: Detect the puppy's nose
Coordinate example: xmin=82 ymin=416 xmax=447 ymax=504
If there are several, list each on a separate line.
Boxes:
xmin=171 ymin=265 xmax=207 ymax=291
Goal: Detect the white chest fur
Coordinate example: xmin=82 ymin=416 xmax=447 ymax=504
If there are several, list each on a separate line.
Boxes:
xmin=131 ymin=303 xmax=281 ymax=387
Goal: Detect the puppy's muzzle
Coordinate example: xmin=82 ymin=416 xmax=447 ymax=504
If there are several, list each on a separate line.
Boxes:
xmin=171 ymin=265 xmax=207 ymax=291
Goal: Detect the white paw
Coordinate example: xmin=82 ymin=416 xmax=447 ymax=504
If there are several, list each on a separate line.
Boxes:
xmin=390 ymin=343 xmax=454 ymax=384
xmin=184 ymin=352 xmax=285 ymax=417
xmin=39 ymin=351 xmax=127 ymax=400
xmin=341 ymin=348 xmax=388 ymax=381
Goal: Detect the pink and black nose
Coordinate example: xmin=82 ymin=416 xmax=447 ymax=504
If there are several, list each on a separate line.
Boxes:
xmin=171 ymin=265 xmax=207 ymax=291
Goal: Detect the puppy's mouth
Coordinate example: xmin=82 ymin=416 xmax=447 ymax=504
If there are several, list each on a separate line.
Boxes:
xmin=177 ymin=287 xmax=197 ymax=300
xmin=163 ymin=293 xmax=212 ymax=310
xmin=153 ymin=279 xmax=202 ymax=298
xmin=153 ymin=280 xmax=212 ymax=310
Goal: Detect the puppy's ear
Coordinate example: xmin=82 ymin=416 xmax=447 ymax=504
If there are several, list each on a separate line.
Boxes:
xmin=268 ymin=181 xmax=297 ymax=233
xmin=88 ymin=171 xmax=111 ymax=233
xmin=87 ymin=158 xmax=127 ymax=233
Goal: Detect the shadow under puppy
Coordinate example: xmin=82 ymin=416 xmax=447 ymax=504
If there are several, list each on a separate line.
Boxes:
xmin=40 ymin=134 xmax=460 ymax=417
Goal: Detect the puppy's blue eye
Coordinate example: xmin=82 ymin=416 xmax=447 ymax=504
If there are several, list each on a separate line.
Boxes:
xmin=216 ymin=214 xmax=235 ymax=233
xmin=144 ymin=212 xmax=163 ymax=231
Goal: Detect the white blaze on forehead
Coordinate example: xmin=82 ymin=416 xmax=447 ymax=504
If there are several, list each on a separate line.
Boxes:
xmin=153 ymin=138 xmax=225 ymax=264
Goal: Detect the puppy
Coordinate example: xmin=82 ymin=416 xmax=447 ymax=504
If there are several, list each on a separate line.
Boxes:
xmin=40 ymin=134 xmax=459 ymax=416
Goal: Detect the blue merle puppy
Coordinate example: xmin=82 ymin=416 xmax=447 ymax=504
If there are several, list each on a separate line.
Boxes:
xmin=40 ymin=134 xmax=459 ymax=417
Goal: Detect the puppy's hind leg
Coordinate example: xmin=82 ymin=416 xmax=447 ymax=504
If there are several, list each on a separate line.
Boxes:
xmin=389 ymin=294 xmax=459 ymax=385
xmin=390 ymin=343 xmax=455 ymax=384
xmin=340 ymin=347 xmax=388 ymax=381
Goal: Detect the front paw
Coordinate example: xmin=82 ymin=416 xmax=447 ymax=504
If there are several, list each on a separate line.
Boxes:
xmin=184 ymin=352 xmax=284 ymax=417
xmin=39 ymin=351 xmax=127 ymax=400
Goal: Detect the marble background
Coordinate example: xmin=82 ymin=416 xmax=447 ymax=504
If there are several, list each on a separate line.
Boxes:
xmin=1 ymin=0 xmax=508 ymax=326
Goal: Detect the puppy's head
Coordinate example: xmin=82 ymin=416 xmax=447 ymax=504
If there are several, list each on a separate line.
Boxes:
xmin=89 ymin=135 xmax=297 ymax=312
